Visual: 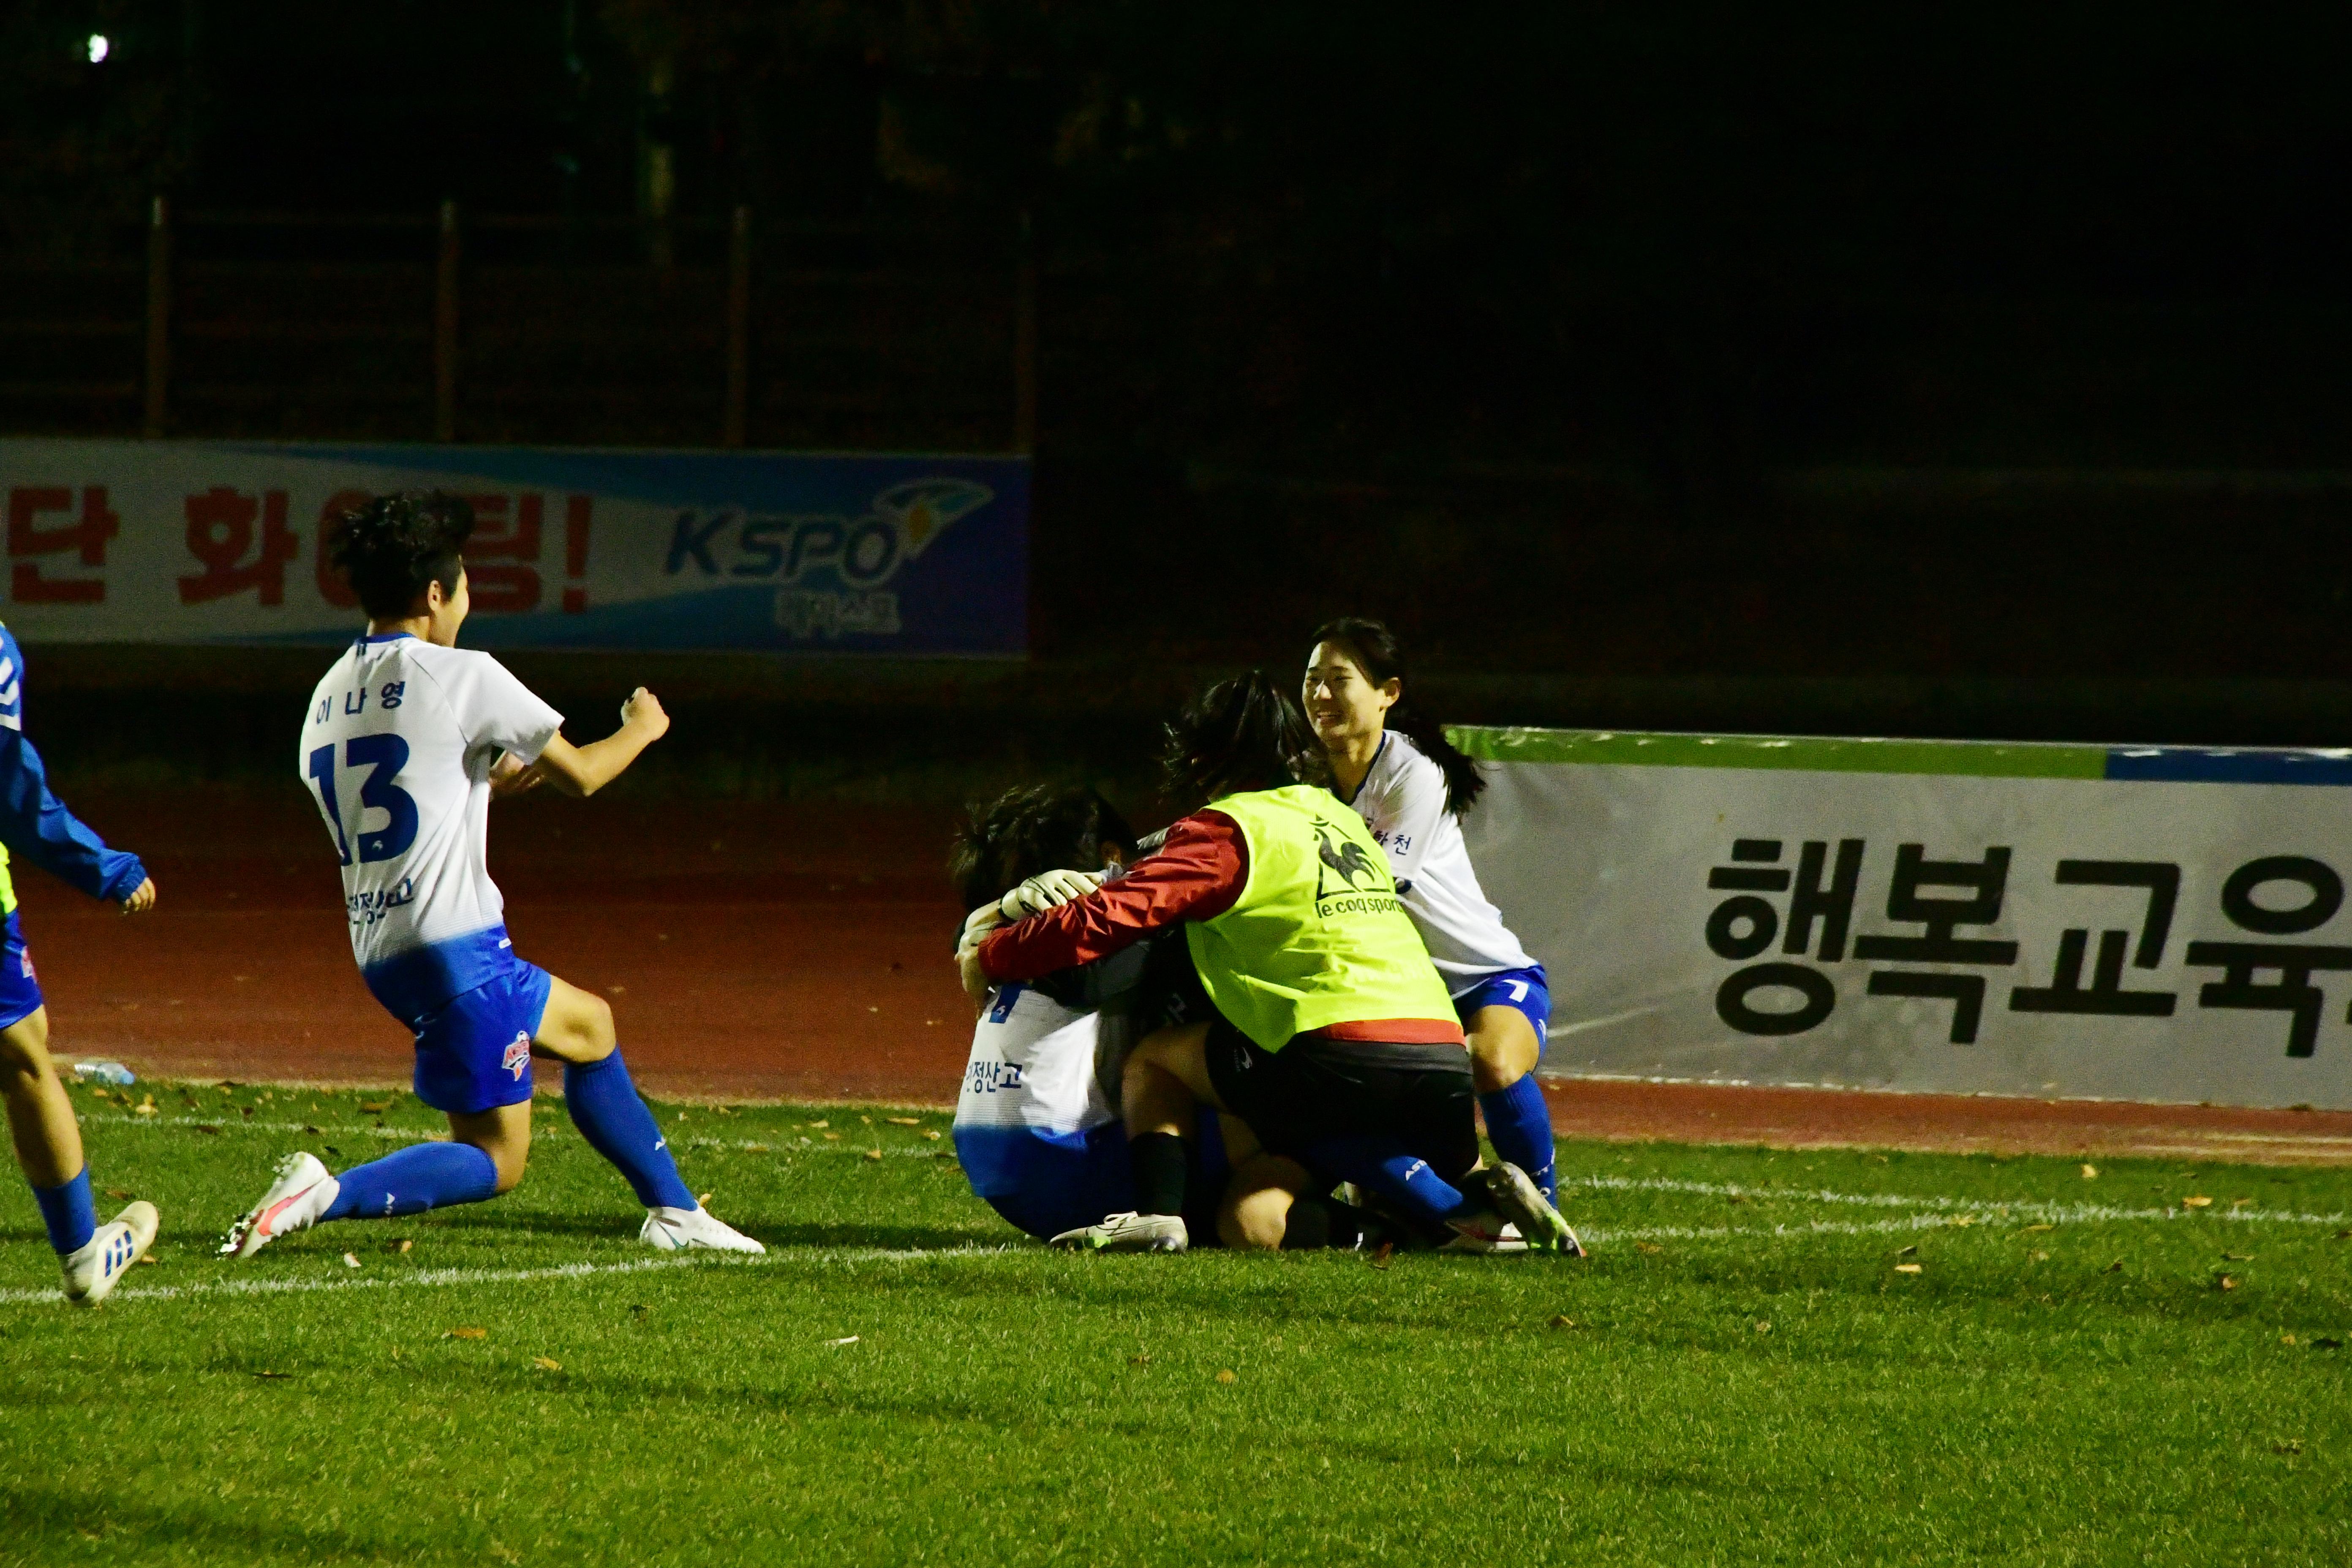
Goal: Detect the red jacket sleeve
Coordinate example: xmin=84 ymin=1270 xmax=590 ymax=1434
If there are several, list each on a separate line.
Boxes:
xmin=977 ymin=812 xmax=1247 ymax=982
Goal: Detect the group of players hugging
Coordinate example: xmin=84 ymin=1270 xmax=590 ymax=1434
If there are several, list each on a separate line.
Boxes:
xmin=947 ymin=624 xmax=1578 ymax=1257
xmin=3 ymin=488 xmax=1568 ymax=1307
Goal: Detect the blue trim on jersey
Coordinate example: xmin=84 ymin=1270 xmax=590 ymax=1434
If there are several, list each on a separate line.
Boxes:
xmin=0 ymin=908 xmax=42 ymax=1031
xmin=359 ymin=631 xmax=417 ymax=645
xmin=1453 ymin=963 xmax=1551 ymax=1056
xmin=1338 ymin=732 xmax=1390 ymax=809
xmin=363 ymin=924 xmax=529 ymax=1025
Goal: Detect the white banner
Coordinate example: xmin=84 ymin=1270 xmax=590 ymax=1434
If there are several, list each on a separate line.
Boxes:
xmin=1456 ymin=728 xmax=2352 ymax=1110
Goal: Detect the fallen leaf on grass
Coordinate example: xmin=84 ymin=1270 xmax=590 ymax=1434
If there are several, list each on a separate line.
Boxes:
xmin=825 ymin=1336 xmax=860 ymax=1348
xmin=135 ymin=1255 xmax=158 ymax=1266
xmin=2232 ymin=1197 xmax=2255 ymax=1209
xmin=822 ymin=1132 xmax=842 ymax=1142
xmin=1950 ymin=1214 xmax=1978 ymax=1228
xmin=629 ymin=1304 xmax=649 ymax=1320
xmin=863 ymin=1149 xmax=882 ymax=1162
xmin=133 ymin=1102 xmax=157 ymax=1117
xmin=2282 ymin=1333 xmax=2298 ymax=1345
xmin=2223 ymin=1252 xmax=2255 ymax=1262
xmin=2104 ymin=1260 xmax=2125 ymax=1273
xmin=1754 ymin=1320 xmax=1771 ymax=1334
xmin=342 ymin=1253 xmax=361 ymax=1270
xmin=2081 ymin=1164 xmax=2099 ymax=1179
xmin=1370 ymin=1241 xmax=1394 ymax=1271
xmin=1726 ymin=1193 xmax=1747 ymax=1205
xmin=1549 ymin=1315 xmax=1576 ymax=1329
xmin=1128 ymin=1353 xmax=1152 ymax=1366
xmin=2218 ymin=1275 xmax=2240 ymax=1292
xmin=1894 ymin=1245 xmax=1919 ymax=1258
xmin=445 ymin=1328 xmax=487 ymax=1340
xmin=697 ymin=1192 xmax=713 ymax=1206
xmin=885 ymin=1116 xmax=922 ymax=1126
xmin=105 ymin=1187 xmax=133 ymax=1201
xmin=807 ymin=1120 xmax=829 ymax=1130
xmin=744 ymin=1142 xmax=770 ymax=1153
xmin=1894 ymin=1263 xmax=1923 ymax=1274
xmin=389 ymin=1239 xmax=412 ymax=1255
xmin=1635 ymin=1242 xmax=1662 ymax=1256
xmin=860 ymin=1115 xmax=873 ymax=1125
xmin=532 ymin=1356 xmax=561 ymax=1372
xmin=2273 ymin=1439 xmax=2303 ymax=1456
xmin=2031 ymin=1250 xmax=2051 ymax=1262
xmin=2181 ymin=1195 xmax=2214 ymax=1209
xmin=304 ymin=1125 xmax=321 ymax=1134
xmin=359 ymin=1102 xmax=387 ymax=1114
xmin=921 ymin=1130 xmax=942 ymax=1141
xmin=1215 ymin=1369 xmax=1237 ymax=1384
xmin=2022 ymin=1224 xmax=2054 ymax=1234
xmin=252 ymin=1371 xmax=291 ymax=1380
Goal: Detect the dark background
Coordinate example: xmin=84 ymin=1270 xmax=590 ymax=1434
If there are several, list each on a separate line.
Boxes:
xmin=8 ymin=3 xmax=2352 ymax=785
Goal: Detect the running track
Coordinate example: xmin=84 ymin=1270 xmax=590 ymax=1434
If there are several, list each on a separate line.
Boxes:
xmin=28 ymin=787 xmax=2352 ymax=1166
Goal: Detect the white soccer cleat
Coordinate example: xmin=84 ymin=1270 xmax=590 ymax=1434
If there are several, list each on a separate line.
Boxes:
xmin=62 ymin=1200 xmax=159 ymax=1307
xmin=1478 ymin=1162 xmax=1585 ymax=1257
xmin=639 ymin=1206 xmax=766 ymax=1254
xmin=220 ymin=1152 xmax=341 ymax=1259
xmin=1437 ymin=1211 xmax=1530 ymax=1255
xmin=1048 ymin=1211 xmax=1188 ymax=1253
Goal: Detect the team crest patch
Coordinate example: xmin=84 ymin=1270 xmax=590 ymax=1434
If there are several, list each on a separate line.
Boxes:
xmin=501 ymin=1032 xmax=531 ymax=1080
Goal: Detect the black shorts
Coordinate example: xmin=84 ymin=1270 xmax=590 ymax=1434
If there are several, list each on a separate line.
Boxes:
xmin=1203 ymin=1019 xmax=1478 ymax=1183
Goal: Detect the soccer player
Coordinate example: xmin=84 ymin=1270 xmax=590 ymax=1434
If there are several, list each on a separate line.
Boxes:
xmin=1304 ymin=618 xmax=1565 ymax=1213
xmin=961 ymin=671 xmax=1573 ymax=1253
xmin=0 ymin=621 xmax=161 ymax=1304
xmin=221 ymin=492 xmax=760 ymax=1258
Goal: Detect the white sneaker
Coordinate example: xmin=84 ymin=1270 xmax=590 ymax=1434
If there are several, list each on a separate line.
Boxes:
xmin=220 ymin=1152 xmax=341 ymax=1259
xmin=1437 ymin=1210 xmax=1530 ymax=1254
xmin=62 ymin=1200 xmax=159 ymax=1306
xmin=639 ymin=1206 xmax=765 ymax=1254
xmin=1048 ymin=1211 xmax=1188 ymax=1253
xmin=1478 ymin=1162 xmax=1585 ymax=1257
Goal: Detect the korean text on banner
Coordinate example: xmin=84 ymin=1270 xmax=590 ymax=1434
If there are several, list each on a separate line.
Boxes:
xmin=1454 ymin=726 xmax=2352 ymax=1111
xmin=0 ymin=439 xmax=1028 ymax=653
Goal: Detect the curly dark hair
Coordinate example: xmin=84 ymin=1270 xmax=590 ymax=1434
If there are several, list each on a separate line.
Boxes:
xmin=951 ymin=786 xmax=1138 ymax=910
xmin=327 ymin=491 xmax=475 ymax=622
xmin=1161 ymin=669 xmax=1324 ymax=807
xmin=1308 ymin=616 xmax=1488 ymax=816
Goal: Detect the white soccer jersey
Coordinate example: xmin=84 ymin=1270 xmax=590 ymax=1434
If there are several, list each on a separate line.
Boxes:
xmin=1343 ymin=729 xmax=1535 ymax=990
xmin=299 ymin=632 xmax=562 ymax=1020
xmin=953 ymin=983 xmax=1124 ymax=1189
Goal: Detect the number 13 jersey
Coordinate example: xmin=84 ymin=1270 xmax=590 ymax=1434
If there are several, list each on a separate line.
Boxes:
xmin=299 ymin=632 xmax=563 ymax=1022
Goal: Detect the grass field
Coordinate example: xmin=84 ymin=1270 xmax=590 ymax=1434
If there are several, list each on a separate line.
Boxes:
xmin=5 ymin=1081 xmax=2350 ymax=1566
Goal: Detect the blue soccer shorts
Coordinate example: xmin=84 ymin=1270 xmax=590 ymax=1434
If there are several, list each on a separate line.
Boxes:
xmin=1453 ymin=964 xmax=1551 ymax=1059
xmin=0 ymin=910 xmax=42 ymax=1032
xmin=408 ymin=960 xmax=554 ymax=1115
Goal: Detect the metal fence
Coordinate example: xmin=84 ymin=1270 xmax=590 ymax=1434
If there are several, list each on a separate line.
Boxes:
xmin=0 ymin=201 xmax=1035 ymax=454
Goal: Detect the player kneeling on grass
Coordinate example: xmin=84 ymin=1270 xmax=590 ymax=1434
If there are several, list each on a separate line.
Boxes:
xmin=0 ymin=619 xmax=161 ymax=1304
xmin=221 ymin=491 xmax=760 ymax=1259
xmin=960 ymin=672 xmax=1576 ymax=1255
xmin=950 ymin=784 xmax=1267 ymax=1245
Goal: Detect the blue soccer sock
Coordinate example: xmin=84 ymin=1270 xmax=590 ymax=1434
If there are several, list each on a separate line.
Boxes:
xmin=563 ymin=1051 xmax=696 ymax=1211
xmin=1481 ymin=1075 xmax=1558 ymax=1202
xmin=321 ymin=1141 xmax=500 ymax=1221
xmin=1301 ymin=1135 xmax=1475 ymax=1238
xmin=31 ymin=1165 xmax=97 ymax=1255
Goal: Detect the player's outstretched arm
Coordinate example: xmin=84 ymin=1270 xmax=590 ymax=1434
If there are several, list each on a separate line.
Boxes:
xmin=530 ymin=687 xmax=670 ymax=799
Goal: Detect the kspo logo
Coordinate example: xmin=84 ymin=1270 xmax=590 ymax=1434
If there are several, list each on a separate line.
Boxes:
xmin=663 ymin=479 xmax=992 ymax=587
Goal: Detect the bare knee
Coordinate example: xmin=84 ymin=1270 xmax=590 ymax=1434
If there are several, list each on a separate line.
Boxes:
xmin=490 ymin=1156 xmax=527 ymax=1195
xmin=1219 ymin=1184 xmax=1293 ymax=1252
xmin=0 ymin=1010 xmax=53 ymax=1085
xmin=1468 ymin=1009 xmax=1539 ymax=1094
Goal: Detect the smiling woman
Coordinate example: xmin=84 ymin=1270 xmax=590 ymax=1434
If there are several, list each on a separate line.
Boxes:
xmin=1303 ymin=618 xmax=1561 ymax=1205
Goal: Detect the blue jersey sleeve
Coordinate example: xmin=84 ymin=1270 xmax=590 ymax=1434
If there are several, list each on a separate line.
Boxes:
xmin=0 ymin=629 xmax=147 ymax=904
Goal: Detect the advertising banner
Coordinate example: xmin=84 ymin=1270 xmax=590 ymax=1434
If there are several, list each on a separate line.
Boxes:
xmin=0 ymin=438 xmax=1028 ymax=653
xmin=1455 ymin=727 xmax=2352 ymax=1110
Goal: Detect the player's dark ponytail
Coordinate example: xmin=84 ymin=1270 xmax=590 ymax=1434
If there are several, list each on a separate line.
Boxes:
xmin=1308 ymin=617 xmax=1488 ymax=817
xmin=1162 ymin=670 xmax=1325 ymax=807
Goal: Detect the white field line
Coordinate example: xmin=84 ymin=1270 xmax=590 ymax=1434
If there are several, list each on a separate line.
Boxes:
xmin=1585 ymin=1214 xmax=2063 ymax=1247
xmin=1568 ymin=1173 xmax=2352 ymax=1230
xmin=78 ymin=1113 xmax=948 ymax=1160
xmin=0 ymin=1243 xmax=1018 ymax=1310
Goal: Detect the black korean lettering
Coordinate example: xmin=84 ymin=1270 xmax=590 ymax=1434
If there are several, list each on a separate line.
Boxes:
xmin=2008 ymin=860 xmax=2180 ymax=1018
xmin=2185 ymin=855 xmax=2352 ymax=1058
xmin=1854 ymin=844 xmax=2019 ymax=1045
xmin=1715 ymin=962 xmax=1837 ymax=1037
xmin=1704 ymin=837 xmax=1852 ymax=1036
